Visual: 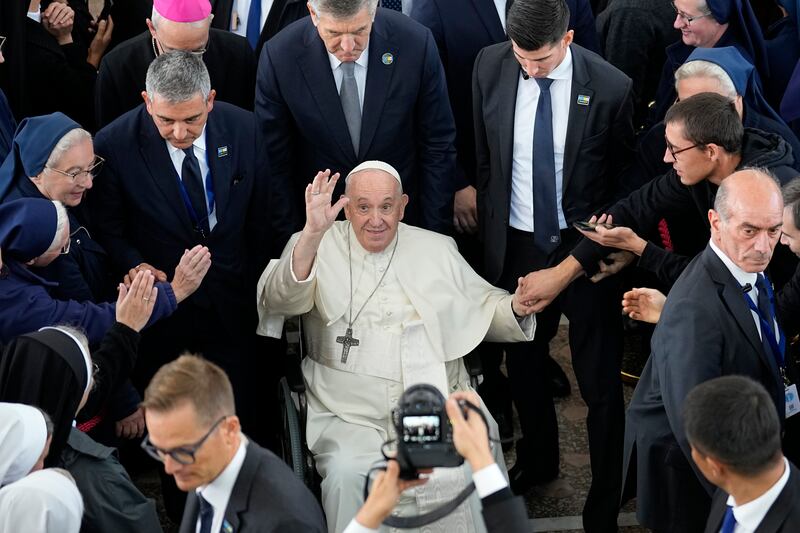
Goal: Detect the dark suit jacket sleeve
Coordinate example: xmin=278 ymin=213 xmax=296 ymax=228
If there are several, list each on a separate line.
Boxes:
xmin=472 ymin=47 xmax=491 ymax=241
xmin=255 ymin=42 xmax=301 ymax=251
xmin=657 ymin=294 xmax=723 ymax=494
xmin=570 ymin=171 xmax=695 ymax=278
xmin=91 ymin=130 xmax=147 ymax=275
xmin=415 ymin=28 xmax=457 ymax=233
xmin=480 ymin=487 xmax=529 ymax=533
xmin=777 ymin=263 xmax=800 ymax=339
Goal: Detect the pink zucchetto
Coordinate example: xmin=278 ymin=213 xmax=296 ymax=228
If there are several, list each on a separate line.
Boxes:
xmin=153 ymin=0 xmax=211 ymax=23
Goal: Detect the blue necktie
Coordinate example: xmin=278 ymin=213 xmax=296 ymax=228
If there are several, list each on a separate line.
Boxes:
xmin=198 ymin=493 xmax=214 ymax=533
xmin=382 ymin=0 xmax=403 ymax=11
xmin=532 ymin=77 xmax=560 ymax=253
xmin=246 ymin=0 xmax=262 ymax=49
xmin=182 ymin=148 xmax=210 ymax=235
xmin=720 ymin=505 xmax=737 ymax=533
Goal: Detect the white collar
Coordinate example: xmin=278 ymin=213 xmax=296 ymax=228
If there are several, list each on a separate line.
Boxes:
xmin=726 ymin=457 xmax=791 ymax=530
xmin=709 ymin=239 xmax=759 ymax=292
xmin=327 ymin=44 xmax=370 ymax=72
xmin=166 ymin=127 xmax=208 ymax=157
xmin=547 ymin=46 xmax=573 ymax=81
xmin=196 ymin=436 xmax=247 ymax=514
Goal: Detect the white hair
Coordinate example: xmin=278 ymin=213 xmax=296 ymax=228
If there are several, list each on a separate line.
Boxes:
xmin=146 ymin=51 xmax=211 ymax=103
xmin=45 ymin=201 xmax=69 ymax=255
xmin=309 ymin=0 xmax=378 ymax=18
xmin=46 ymin=129 xmax=92 ymax=169
xmin=675 ymin=59 xmax=738 ymax=100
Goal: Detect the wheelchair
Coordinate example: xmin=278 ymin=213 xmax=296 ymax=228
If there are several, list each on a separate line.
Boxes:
xmin=277 ymin=316 xmax=484 ymax=494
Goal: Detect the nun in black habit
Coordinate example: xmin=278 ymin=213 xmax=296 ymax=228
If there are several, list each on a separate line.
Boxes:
xmin=0 ymin=325 xmax=163 ymax=533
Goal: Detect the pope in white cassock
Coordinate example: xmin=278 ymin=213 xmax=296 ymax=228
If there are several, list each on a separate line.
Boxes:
xmin=257 ymin=161 xmax=536 ymax=533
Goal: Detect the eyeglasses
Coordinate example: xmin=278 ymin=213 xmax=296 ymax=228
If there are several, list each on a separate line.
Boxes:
xmin=0 ymin=35 xmax=6 ymax=54
xmin=140 ymin=415 xmax=227 ymax=465
xmin=45 ymin=156 xmax=105 ymax=182
xmin=152 ymin=37 xmax=207 ymax=57
xmin=671 ymin=2 xmax=712 ymax=25
xmin=665 ymin=138 xmax=701 ymax=159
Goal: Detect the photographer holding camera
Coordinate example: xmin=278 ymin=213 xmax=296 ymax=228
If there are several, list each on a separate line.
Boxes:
xmin=344 ymin=391 xmax=528 ymax=532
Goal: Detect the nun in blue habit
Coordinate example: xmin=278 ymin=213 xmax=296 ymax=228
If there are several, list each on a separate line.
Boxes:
xmin=766 ymin=0 xmax=800 ymax=109
xmin=0 ymin=198 xmax=184 ymax=345
xmin=649 ymin=0 xmax=770 ymax=127
xmin=0 ymin=112 xmax=115 ymax=303
xmin=0 ymin=42 xmax=15 ymax=162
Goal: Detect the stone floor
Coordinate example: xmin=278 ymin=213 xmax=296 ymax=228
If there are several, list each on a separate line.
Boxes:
xmin=133 ymin=323 xmax=651 ymax=532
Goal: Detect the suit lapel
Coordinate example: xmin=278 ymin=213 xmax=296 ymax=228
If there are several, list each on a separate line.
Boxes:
xmin=179 ymin=492 xmax=200 ymax=533
xmin=222 ymin=443 xmax=260 ymax=533
xmin=499 ymin=50 xmax=519 ymax=191
xmin=704 ymin=492 xmax=726 ymax=533
xmin=138 ymin=110 xmax=196 ymax=237
xmin=562 ymin=46 xmax=593 ymax=194
xmin=297 ymin=25 xmax=357 ymax=160
xmin=360 ymin=17 xmax=396 ymax=159
xmin=205 ymin=115 xmax=231 ymax=229
xmin=703 ymin=247 xmax=780 ymax=377
xmin=756 ymin=464 xmax=797 ymax=533
xmin=469 ymin=0 xmax=506 ymax=42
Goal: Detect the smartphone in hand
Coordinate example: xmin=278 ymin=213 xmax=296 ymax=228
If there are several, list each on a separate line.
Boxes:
xmin=573 ymin=221 xmax=619 ymax=232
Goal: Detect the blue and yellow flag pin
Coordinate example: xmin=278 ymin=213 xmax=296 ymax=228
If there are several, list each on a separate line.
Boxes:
xmin=222 ymin=519 xmax=234 ymax=533
xmin=217 ymin=146 xmax=229 ymax=158
xmin=576 ymin=94 xmax=591 ymax=106
xmin=382 ymin=53 xmax=394 ymax=65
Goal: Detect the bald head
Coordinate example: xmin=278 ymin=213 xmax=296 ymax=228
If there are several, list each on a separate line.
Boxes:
xmin=710 ymin=169 xmax=783 ymax=272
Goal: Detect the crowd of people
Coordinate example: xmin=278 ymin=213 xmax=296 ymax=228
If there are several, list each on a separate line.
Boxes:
xmin=1 ymin=0 xmax=800 ymax=531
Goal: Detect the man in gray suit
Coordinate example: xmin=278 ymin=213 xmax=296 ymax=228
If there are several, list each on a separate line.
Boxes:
xmin=141 ymin=355 xmax=326 ymax=532
xmin=623 ymin=169 xmax=788 ymax=532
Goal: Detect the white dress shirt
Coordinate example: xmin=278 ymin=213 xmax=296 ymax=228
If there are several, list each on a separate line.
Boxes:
xmin=509 ymin=47 xmax=573 ymax=233
xmin=494 ymin=0 xmax=507 ymax=31
xmin=709 ymin=239 xmax=779 ymax=343
xmin=229 ymin=0 xmax=275 ymax=35
xmin=341 ymin=462 xmax=509 ymax=533
xmin=725 ymin=457 xmax=790 ymax=533
xmin=195 ymin=437 xmax=248 ymax=533
xmin=328 ymin=47 xmax=370 ymax=111
xmin=166 ymin=127 xmax=217 ymax=231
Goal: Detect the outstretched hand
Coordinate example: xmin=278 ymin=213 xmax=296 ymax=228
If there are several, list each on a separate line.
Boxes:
xmin=576 ymin=214 xmax=647 ymax=255
xmin=354 ymin=460 xmax=428 ymax=529
xmin=622 ymin=287 xmax=666 ymax=324
xmin=170 ymin=245 xmax=211 ymax=303
xmin=116 ymin=270 xmax=157 ymax=332
xmin=304 ymin=169 xmax=349 ymax=236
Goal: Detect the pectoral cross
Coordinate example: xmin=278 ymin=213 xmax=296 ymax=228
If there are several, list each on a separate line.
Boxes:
xmin=336 ymin=327 xmax=360 ymax=363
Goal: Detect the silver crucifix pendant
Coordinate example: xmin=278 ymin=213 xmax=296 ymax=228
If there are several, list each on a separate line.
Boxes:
xmin=335 ymin=327 xmax=360 ymax=363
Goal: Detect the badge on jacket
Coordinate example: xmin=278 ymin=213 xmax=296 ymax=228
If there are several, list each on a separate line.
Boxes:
xmin=576 ymin=94 xmax=591 ymax=106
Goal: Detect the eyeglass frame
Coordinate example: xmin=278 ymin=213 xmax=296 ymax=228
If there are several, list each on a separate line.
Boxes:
xmin=665 ymin=137 xmax=702 ymax=160
xmin=0 ymin=35 xmax=6 ymax=54
xmin=140 ymin=415 xmax=228 ymax=465
xmin=44 ymin=156 xmax=105 ymax=182
xmin=151 ymin=36 xmax=208 ymax=57
xmin=671 ymin=2 xmax=713 ymax=25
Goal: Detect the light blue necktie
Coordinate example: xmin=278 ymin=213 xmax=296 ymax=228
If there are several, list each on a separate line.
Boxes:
xmin=245 ymin=0 xmax=261 ymax=49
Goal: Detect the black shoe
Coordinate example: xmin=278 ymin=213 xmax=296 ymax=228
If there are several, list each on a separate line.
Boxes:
xmin=546 ymin=356 xmax=571 ymax=398
xmin=508 ymin=462 xmax=555 ymax=495
xmin=495 ymin=409 xmax=514 ymax=452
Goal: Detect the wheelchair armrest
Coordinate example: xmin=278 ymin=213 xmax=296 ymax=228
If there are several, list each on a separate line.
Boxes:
xmin=284 ymin=321 xmax=307 ymax=394
xmin=463 ymin=349 xmax=483 ymax=378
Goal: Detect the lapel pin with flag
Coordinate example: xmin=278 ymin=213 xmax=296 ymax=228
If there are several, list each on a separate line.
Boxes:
xmin=222 ymin=519 xmax=234 ymax=533
xmin=382 ymin=52 xmax=394 ymax=65
xmin=217 ymin=146 xmax=229 ymax=158
xmin=576 ymin=94 xmax=591 ymax=106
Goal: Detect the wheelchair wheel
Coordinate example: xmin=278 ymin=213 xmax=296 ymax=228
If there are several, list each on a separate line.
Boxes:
xmin=279 ymin=377 xmax=307 ymax=482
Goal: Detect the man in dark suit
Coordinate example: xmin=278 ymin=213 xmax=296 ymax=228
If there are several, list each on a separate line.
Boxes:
xmin=473 ymin=0 xmax=634 ymax=529
xmin=410 ymin=0 xmax=600 ymax=430
xmin=210 ymin=0 xmax=307 ymax=55
xmin=256 ymin=0 xmax=456 ymax=247
xmin=142 ymin=354 xmax=327 ymax=533
xmin=91 ymin=52 xmax=270 ymax=448
xmin=95 ymin=0 xmax=256 ymax=129
xmin=680 ymin=376 xmax=800 ymax=533
xmin=624 ymin=170 xmax=789 ymax=532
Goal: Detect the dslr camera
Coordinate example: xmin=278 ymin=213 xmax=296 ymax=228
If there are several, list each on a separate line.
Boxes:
xmin=390 ymin=383 xmax=469 ymax=478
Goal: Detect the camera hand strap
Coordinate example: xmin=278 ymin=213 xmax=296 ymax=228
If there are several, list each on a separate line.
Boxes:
xmin=381 ymin=482 xmax=476 ymax=529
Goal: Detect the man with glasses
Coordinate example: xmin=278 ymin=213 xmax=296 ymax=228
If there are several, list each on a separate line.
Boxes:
xmin=525 ymin=93 xmax=796 ymax=306
xmin=142 ymin=354 xmax=326 ymax=533
xmin=95 ymin=0 xmax=256 ymax=129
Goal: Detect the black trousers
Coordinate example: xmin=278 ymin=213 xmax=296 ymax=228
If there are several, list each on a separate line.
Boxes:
xmin=499 ymin=227 xmax=625 ymax=533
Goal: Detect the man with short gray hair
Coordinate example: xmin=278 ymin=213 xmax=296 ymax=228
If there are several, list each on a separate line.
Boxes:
xmin=91 ymin=51 xmax=273 ymax=465
xmin=95 ymin=0 xmax=256 ymax=129
xmin=256 ymin=0 xmax=457 ymax=248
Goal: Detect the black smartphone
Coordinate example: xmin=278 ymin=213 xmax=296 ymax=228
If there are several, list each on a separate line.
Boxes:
xmin=98 ymin=0 xmax=113 ymax=21
xmin=573 ymin=221 xmax=618 ymax=232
